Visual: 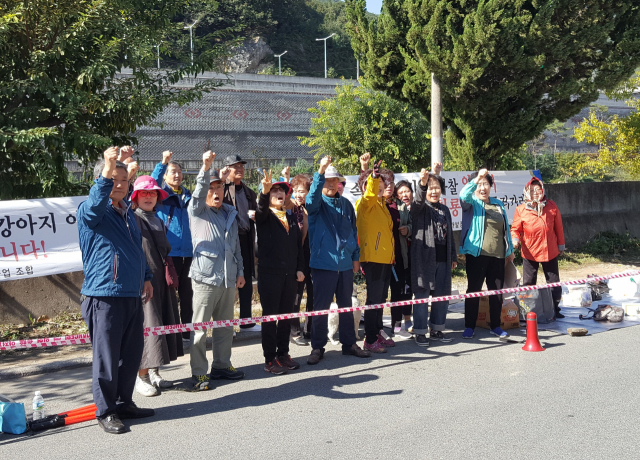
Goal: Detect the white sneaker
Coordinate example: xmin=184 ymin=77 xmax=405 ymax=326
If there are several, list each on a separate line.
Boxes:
xmin=395 ymin=328 xmax=412 ymax=340
xmin=136 ymin=375 xmax=160 ymax=396
xmin=148 ymin=368 xmax=173 ymax=389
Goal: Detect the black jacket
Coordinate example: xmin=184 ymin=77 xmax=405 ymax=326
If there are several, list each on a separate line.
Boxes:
xmin=223 ymin=182 xmax=257 ymax=277
xmin=255 ymin=193 xmax=304 ymax=275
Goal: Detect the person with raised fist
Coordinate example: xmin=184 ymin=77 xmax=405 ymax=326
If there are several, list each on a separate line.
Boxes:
xmin=255 ymin=169 xmax=305 ymax=375
xmin=410 ymin=163 xmax=458 ymax=347
xmin=151 ymin=150 xmax=194 ymax=343
xmin=306 ymin=156 xmax=370 ymax=365
xmin=356 ymin=159 xmax=396 ymax=354
xmin=459 ymin=168 xmax=515 ymax=339
xmin=221 ymin=154 xmax=259 ymax=330
xmin=186 ymin=151 xmax=246 ymax=391
xmin=77 ymin=147 xmax=155 ymax=434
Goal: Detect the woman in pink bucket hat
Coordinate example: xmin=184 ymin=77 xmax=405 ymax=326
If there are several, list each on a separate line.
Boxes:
xmin=130 ymin=175 xmax=184 ymax=396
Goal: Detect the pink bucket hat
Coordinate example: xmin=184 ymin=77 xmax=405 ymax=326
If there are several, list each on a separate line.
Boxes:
xmin=131 ymin=175 xmax=169 ymax=202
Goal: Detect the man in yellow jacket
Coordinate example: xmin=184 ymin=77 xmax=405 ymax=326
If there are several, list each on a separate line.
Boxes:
xmin=356 ymin=160 xmax=395 ymax=353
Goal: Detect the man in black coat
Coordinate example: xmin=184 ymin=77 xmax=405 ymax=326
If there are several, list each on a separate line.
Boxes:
xmin=222 ymin=154 xmax=258 ymax=329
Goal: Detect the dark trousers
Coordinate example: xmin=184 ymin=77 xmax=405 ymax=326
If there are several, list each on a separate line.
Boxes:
xmin=310 ymin=268 xmax=356 ymax=352
xmin=522 ymin=257 xmax=562 ymax=310
xmin=465 ymin=254 xmax=505 ymax=329
xmin=390 ymin=262 xmax=412 ymax=327
xmin=291 ymin=265 xmax=313 ymax=337
xmin=81 ymin=296 xmax=144 ymax=418
xmin=258 ymin=271 xmax=297 ymax=363
xmin=362 ymin=262 xmax=391 ymax=344
xmin=238 ymin=233 xmax=254 ymax=321
xmin=173 ymin=256 xmax=194 ymax=339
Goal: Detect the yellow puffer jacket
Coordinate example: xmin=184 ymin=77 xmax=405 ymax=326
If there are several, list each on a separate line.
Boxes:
xmin=355 ymin=175 xmax=395 ymax=264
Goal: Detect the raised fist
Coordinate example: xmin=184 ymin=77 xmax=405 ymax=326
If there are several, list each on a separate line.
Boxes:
xmin=433 ymin=162 xmax=443 ymax=175
xmin=319 ymin=156 xmax=332 ymax=174
xmin=162 ymin=150 xmax=173 ymax=165
xmin=118 ymin=146 xmax=135 ymax=162
xmin=202 ymin=151 xmax=215 ymax=170
xmin=127 ymin=161 xmax=139 ymax=180
xmin=360 ymin=152 xmax=371 ymax=171
xmin=419 ymin=168 xmax=428 ymax=186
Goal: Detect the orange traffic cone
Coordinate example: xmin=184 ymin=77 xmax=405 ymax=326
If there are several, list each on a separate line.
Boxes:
xmin=522 ymin=312 xmax=545 ymax=352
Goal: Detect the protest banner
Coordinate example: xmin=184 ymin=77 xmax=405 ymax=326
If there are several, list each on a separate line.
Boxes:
xmin=342 ymin=170 xmax=537 ymax=230
xmin=0 ymin=170 xmax=536 ymax=280
xmin=0 ymin=196 xmax=86 ymax=281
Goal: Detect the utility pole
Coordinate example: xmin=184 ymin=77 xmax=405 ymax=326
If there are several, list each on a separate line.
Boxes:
xmin=184 ymin=20 xmax=198 ymax=65
xmin=431 ymin=73 xmax=443 ymax=171
xmin=357 ymin=59 xmax=359 ymax=79
xmin=316 ymin=33 xmax=336 ymax=78
xmin=274 ymin=51 xmax=287 ymax=75
xmin=156 ymin=44 xmax=161 ymax=69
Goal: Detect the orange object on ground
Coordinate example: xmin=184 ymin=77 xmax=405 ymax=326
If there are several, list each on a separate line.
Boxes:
xmin=64 ymin=412 xmax=96 ymax=425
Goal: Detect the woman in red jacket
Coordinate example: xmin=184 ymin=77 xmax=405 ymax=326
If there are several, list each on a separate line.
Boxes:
xmin=510 ymin=178 xmax=566 ymax=318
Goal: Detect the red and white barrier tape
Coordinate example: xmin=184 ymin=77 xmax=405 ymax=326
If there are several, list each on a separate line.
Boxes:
xmin=2 ymin=270 xmax=638 ymax=351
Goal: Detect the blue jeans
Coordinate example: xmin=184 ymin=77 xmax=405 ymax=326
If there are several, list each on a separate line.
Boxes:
xmin=310 ymin=268 xmax=356 ymax=352
xmin=413 ymin=262 xmax=450 ymax=334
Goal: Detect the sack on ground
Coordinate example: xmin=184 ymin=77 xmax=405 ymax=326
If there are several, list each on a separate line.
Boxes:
xmin=0 ymin=394 xmax=27 ymax=435
xmin=516 ymin=287 xmax=555 ymax=324
xmin=593 ymin=304 xmax=624 ymax=322
xmin=476 ymin=297 xmax=520 ymax=330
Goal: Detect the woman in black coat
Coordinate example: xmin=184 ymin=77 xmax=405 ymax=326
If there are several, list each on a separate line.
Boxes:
xmin=256 ymin=170 xmax=305 ymax=375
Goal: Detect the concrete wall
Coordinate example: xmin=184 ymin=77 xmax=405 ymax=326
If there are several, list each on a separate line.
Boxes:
xmin=0 ymin=272 xmax=83 ymax=324
xmin=1 ymin=181 xmax=638 ymax=324
xmin=545 ymin=181 xmax=640 ymax=248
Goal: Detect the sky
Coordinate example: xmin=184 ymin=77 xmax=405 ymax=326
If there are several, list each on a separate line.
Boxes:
xmin=366 ymin=0 xmax=383 ymax=14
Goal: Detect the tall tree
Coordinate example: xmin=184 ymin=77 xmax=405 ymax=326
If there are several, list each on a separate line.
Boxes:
xmin=0 ymin=0 xmax=230 ymax=199
xmin=345 ymin=0 xmax=640 ymax=169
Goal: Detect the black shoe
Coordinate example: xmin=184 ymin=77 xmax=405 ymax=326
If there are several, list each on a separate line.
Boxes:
xmin=556 ymin=312 xmax=565 ymax=319
xmin=98 ymin=414 xmax=127 ymax=434
xmin=415 ymin=334 xmax=430 ymax=347
xmin=116 ymin=403 xmax=155 ymax=420
xmin=189 ymin=374 xmax=212 ymax=391
xmin=307 ymin=348 xmax=324 ymax=365
xmin=209 ymin=366 xmax=245 ymax=380
xmin=239 ymin=323 xmax=256 ymax=329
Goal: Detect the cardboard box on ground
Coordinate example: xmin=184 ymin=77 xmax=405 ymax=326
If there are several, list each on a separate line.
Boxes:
xmin=476 ymin=297 xmax=521 ymax=330
xmin=475 ymin=261 xmax=521 ymax=330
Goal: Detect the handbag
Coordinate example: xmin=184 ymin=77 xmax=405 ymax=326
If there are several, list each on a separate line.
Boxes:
xmin=0 ymin=394 xmax=27 ymax=435
xmin=579 ymin=304 xmax=624 ymax=322
xmin=141 ymin=219 xmax=179 ymax=289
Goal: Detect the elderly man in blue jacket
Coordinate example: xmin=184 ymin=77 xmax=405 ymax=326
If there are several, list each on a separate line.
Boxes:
xmin=77 ymin=147 xmax=155 ymax=435
xmin=306 ymin=156 xmax=370 ymax=365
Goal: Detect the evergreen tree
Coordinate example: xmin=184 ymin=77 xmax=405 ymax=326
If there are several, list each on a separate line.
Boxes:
xmin=345 ymin=0 xmax=640 ymax=169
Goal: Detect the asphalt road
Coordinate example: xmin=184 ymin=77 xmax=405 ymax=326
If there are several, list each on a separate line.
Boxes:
xmin=1 ymin=312 xmax=639 ymax=459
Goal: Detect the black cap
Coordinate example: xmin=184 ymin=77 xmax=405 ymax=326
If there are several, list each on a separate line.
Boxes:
xmin=209 ymin=168 xmax=223 ymax=183
xmin=223 ymin=154 xmax=247 ymax=167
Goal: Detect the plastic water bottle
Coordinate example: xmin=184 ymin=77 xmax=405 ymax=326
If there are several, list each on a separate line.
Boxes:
xmin=32 ymin=391 xmax=45 ymax=421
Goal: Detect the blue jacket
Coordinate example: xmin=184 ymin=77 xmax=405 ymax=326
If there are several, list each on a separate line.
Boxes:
xmin=459 ymin=179 xmax=514 ymax=258
xmin=306 ymin=172 xmax=360 ymax=271
xmin=151 ymin=163 xmax=193 ymax=258
xmin=77 ymin=176 xmax=152 ymax=297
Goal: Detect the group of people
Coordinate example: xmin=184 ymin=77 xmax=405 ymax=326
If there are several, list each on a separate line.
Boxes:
xmin=77 ymin=147 xmax=565 ymax=434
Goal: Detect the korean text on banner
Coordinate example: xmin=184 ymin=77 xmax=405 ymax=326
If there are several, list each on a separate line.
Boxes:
xmin=0 ymin=196 xmax=87 ymax=281
xmin=341 ymin=170 xmax=537 ymax=230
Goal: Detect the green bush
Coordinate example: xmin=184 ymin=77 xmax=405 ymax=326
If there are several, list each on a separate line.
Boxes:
xmin=581 ymin=232 xmax=640 ymax=255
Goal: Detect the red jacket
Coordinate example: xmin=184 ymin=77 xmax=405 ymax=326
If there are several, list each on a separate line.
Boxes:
xmin=510 ymin=200 xmax=565 ymax=262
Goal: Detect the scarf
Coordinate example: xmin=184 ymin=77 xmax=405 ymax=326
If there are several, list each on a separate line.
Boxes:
xmin=270 ymin=207 xmax=289 ymax=232
xmin=426 ymin=200 xmax=448 ymax=245
xmin=524 ymin=179 xmax=547 ymax=217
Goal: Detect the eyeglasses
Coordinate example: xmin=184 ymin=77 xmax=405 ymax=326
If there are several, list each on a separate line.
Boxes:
xmin=137 ymin=190 xmax=157 ymax=197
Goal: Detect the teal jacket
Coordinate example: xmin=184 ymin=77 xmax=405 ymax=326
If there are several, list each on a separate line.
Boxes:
xmin=459 ymin=180 xmax=514 ymax=258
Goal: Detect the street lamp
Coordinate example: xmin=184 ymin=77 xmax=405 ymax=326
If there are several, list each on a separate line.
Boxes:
xmin=315 ymin=33 xmax=336 ymax=78
xmin=274 ymin=51 xmax=287 ymax=75
xmin=184 ymin=20 xmax=198 ymax=65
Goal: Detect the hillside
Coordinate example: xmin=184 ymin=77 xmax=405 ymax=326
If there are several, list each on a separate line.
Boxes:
xmin=173 ymin=0 xmax=374 ymax=78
